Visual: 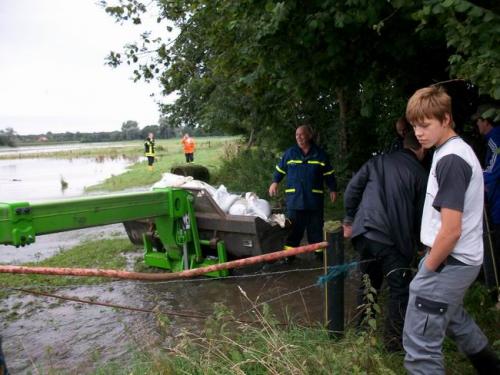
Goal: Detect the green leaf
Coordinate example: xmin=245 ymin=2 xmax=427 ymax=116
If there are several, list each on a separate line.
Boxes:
xmin=442 ymin=0 xmax=454 ymax=8
xmin=494 ymin=87 xmax=500 ymax=100
xmin=454 ymin=1 xmax=470 ymax=13
xmin=368 ymin=318 xmax=377 ymax=330
xmin=468 ymin=6 xmax=483 ymax=18
xmin=265 ymin=1 xmax=275 ymax=12
xmin=309 ymin=19 xmax=319 ymax=29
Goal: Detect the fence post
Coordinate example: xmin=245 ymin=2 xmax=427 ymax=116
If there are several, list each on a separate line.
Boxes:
xmin=324 ymin=224 xmax=344 ymax=338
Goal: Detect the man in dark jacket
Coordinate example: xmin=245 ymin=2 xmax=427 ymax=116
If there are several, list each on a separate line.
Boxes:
xmin=343 ymin=131 xmax=427 ymax=351
xmin=269 ymin=125 xmax=337 ymax=252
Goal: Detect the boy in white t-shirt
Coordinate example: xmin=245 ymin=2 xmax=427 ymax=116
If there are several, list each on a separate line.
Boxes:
xmin=403 ymin=86 xmax=499 ymax=374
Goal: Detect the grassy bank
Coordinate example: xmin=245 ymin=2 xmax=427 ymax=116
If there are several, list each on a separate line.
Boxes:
xmin=0 ymin=238 xmax=139 ymax=294
xmin=0 ymin=136 xmax=239 ymax=160
xmin=91 ymin=284 xmax=499 ymax=375
xmin=86 ymin=137 xmax=240 ymax=191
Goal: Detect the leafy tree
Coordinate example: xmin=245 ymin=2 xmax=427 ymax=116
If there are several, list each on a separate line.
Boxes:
xmin=121 ymin=120 xmax=141 ymax=140
xmin=0 ymin=127 xmax=18 ymax=147
xmin=140 ymin=124 xmax=160 ymax=139
xmin=101 ymin=0 xmax=499 ymax=176
xmin=158 ymin=116 xmax=178 ymax=138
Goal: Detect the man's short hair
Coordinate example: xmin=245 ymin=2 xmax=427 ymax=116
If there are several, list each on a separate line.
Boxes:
xmin=403 ymin=130 xmax=422 ymax=151
xmin=406 ymin=86 xmax=453 ymax=127
xmin=297 ymin=124 xmax=314 ymax=137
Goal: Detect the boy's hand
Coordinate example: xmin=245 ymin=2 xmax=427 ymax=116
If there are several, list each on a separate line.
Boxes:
xmin=342 ymin=224 xmax=352 ymax=239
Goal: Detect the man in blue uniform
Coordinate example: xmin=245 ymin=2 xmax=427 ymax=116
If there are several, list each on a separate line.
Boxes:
xmin=269 ymin=125 xmax=337 ymax=252
xmin=474 ymin=104 xmax=500 ymax=293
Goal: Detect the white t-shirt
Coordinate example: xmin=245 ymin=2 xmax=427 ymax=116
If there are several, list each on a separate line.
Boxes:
xmin=420 ymin=137 xmax=484 ymax=266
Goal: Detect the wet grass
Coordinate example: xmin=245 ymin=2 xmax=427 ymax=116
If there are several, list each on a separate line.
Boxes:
xmin=89 ymin=283 xmax=500 ymax=375
xmin=85 ymin=137 xmax=240 ymax=192
xmin=0 ymin=238 xmax=139 ymax=295
xmin=0 ymin=136 xmax=238 ymax=160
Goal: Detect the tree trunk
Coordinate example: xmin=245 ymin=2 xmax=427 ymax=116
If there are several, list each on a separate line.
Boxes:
xmin=246 ymin=127 xmax=255 ymax=149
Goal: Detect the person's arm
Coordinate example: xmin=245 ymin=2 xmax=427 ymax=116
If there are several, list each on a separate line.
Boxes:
xmin=269 ymin=152 xmax=288 ymax=197
xmin=484 ymin=136 xmax=500 ymax=189
xmin=343 ymin=160 xmax=371 ymax=237
xmin=424 ymin=154 xmax=472 ymax=271
xmin=323 ymin=155 xmax=338 ymax=203
xmin=413 ymin=172 xmax=428 ymax=244
xmin=424 ymin=208 xmax=462 ymax=270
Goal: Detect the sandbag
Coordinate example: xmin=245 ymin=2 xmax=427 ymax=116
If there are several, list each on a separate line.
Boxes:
xmin=151 ymin=173 xmax=193 ymax=189
xmin=213 ymin=185 xmax=240 ymax=213
xmin=245 ymin=192 xmax=271 ymax=220
xmin=228 ymin=198 xmax=249 ymax=215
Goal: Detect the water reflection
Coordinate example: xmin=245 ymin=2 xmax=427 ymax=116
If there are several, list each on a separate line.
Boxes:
xmin=0 ymin=156 xmax=132 ymax=203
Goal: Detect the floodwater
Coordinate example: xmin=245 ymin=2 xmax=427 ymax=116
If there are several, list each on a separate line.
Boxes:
xmin=0 ymin=141 xmax=134 ymax=158
xmin=0 ymin=146 xmax=359 ymax=374
xmin=0 ymin=156 xmax=135 ymax=203
xmin=0 ymin=155 xmax=135 ymax=263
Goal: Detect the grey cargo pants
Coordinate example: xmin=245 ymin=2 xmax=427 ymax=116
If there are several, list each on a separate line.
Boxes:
xmin=403 ymin=259 xmax=488 ymax=374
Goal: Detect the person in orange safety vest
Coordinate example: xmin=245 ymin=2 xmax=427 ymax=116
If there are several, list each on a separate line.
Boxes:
xmin=181 ymin=133 xmax=196 ymax=163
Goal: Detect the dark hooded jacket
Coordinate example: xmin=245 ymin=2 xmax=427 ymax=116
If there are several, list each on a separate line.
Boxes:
xmin=344 ymin=149 xmax=427 ymax=260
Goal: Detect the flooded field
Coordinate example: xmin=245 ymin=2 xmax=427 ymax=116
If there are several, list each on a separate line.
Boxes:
xmin=0 ymin=156 xmax=135 ymax=203
xmin=0 ymin=141 xmax=136 ymax=158
xmin=0 ymin=154 xmax=136 ymax=264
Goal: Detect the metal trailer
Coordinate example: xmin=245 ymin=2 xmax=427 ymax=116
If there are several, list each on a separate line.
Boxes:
xmin=124 ymin=187 xmax=290 ymax=258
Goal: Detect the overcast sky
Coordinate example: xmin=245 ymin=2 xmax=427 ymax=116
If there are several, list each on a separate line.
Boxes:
xmin=0 ymin=0 xmax=174 ymax=135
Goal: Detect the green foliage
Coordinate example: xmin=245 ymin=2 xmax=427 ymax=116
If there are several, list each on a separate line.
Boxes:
xmin=0 ymin=127 xmax=18 ymax=147
xmin=213 ymin=147 xmax=280 ymax=201
xmin=121 ymin=120 xmax=141 ymax=140
xmin=101 ymin=0 xmax=500 ymax=180
xmin=94 ymin=303 xmax=395 ymax=374
xmin=86 ymin=137 xmax=238 ymax=191
xmin=414 ymin=1 xmax=500 ymax=99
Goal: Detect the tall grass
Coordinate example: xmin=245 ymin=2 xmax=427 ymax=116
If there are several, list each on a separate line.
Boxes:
xmin=92 ymin=283 xmax=399 ymax=375
xmin=88 ymin=282 xmax=499 ymax=375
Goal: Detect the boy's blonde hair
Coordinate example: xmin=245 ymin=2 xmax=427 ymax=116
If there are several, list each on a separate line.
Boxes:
xmin=406 ymin=86 xmax=453 ymax=127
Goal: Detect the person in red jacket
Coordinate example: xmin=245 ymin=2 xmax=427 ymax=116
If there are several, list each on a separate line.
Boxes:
xmin=181 ymin=133 xmax=196 ymax=163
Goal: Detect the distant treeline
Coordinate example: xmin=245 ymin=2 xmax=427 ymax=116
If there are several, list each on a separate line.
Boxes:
xmin=0 ymin=120 xmax=226 ymax=147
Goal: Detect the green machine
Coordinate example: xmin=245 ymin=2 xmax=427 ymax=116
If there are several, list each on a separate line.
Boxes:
xmin=0 ymin=188 xmax=228 ymax=277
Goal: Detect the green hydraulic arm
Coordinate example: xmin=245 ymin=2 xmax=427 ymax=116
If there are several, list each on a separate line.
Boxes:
xmin=0 ymin=188 xmax=228 ymax=277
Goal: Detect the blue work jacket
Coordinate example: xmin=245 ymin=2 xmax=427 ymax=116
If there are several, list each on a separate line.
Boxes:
xmin=484 ymin=126 xmax=500 ymax=224
xmin=272 ymin=143 xmax=337 ymax=210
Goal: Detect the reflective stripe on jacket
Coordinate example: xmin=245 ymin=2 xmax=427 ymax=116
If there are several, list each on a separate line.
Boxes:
xmin=272 ymin=143 xmax=337 ymax=210
xmin=144 ymin=138 xmax=155 ymax=157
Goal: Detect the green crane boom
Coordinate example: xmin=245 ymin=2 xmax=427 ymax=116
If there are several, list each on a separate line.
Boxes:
xmin=0 ymin=188 xmax=228 ymax=277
